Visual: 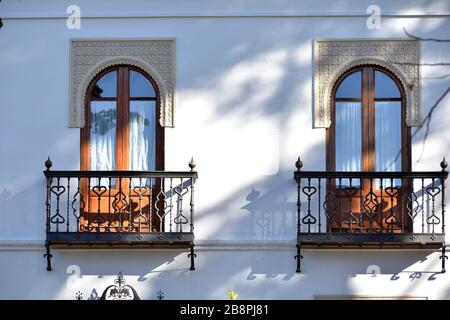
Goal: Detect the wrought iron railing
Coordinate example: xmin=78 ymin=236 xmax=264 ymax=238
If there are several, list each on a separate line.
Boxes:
xmin=43 ymin=157 xmax=198 ymax=271
xmin=293 ymin=157 xmax=448 ymax=273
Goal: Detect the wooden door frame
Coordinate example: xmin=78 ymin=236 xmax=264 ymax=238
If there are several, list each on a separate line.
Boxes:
xmin=79 ymin=65 xmax=165 ymax=232
xmin=81 ymin=65 xmax=165 ymax=172
xmin=326 ymin=65 xmax=412 ymax=233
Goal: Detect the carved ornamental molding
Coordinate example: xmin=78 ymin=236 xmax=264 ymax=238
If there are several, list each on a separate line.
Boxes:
xmin=313 ymin=39 xmax=420 ymax=128
xmin=69 ymin=39 xmax=175 ymax=128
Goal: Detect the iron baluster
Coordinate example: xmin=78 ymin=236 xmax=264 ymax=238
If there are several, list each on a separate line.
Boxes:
xmin=295 ymin=157 xmax=303 ymax=273
xmin=297 ymin=177 xmax=301 ymax=234
xmin=401 ymin=178 xmax=405 ymax=234
xmin=174 ymin=178 xmax=190 ymax=233
xmin=71 ymin=178 xmax=82 ymax=233
xmin=323 ymin=177 xmax=336 ymax=235
xmin=349 ymin=178 xmax=352 ymax=233
xmin=66 ymin=178 xmax=70 ymax=232
xmin=45 ymin=159 xmax=52 ymax=233
xmin=426 ymin=178 xmax=441 ymax=235
xmin=44 ymin=157 xmax=53 ymax=271
xmin=149 ymin=177 xmax=153 ymax=231
xmin=189 ymin=158 xmax=196 ymax=232
xmin=359 ymin=178 xmax=363 ymax=233
xmin=441 ymin=157 xmax=448 ymax=273
xmin=422 ymin=178 xmax=425 ymax=233
xmin=369 ymin=177 xmax=373 ymax=234
xmin=440 ymin=158 xmax=447 ymax=273
xmin=318 ymin=178 xmax=322 ymax=232
xmin=169 ymin=178 xmax=173 ymax=232
xmin=441 ymin=158 xmax=447 ymax=235
xmin=190 ymin=178 xmax=195 ymax=233
xmin=128 ymin=177 xmax=132 ymax=232
xmin=346 ymin=178 xmax=359 ymax=234
xmin=363 ymin=177 xmax=378 ymax=234
xmin=407 ymin=188 xmax=420 ymax=234
xmin=188 ymin=157 xmax=197 ymax=271
xmin=50 ymin=177 xmax=66 ymax=233
xmin=138 ymin=178 xmax=143 ymax=233
xmin=108 ymin=178 xmax=112 ymax=232
xmin=92 ymin=184 xmax=107 ymax=232
xmin=132 ymin=178 xmax=149 ymax=233
xmin=87 ymin=177 xmax=91 ymax=231
xmin=338 ymin=178 xmax=342 ymax=233
xmin=157 ymin=177 xmax=165 ymax=231
xmin=301 ymin=178 xmax=317 ymax=234
xmin=380 ymin=178 xmax=383 ymax=233
xmin=385 ymin=178 xmax=399 ymax=233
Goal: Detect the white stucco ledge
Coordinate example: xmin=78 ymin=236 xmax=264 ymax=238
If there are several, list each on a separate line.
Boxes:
xmin=0 ymin=239 xmax=295 ymax=251
xmin=0 ymin=239 xmax=447 ymax=251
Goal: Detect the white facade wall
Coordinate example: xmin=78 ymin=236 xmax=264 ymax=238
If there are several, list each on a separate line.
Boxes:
xmin=1 ymin=0 xmax=450 ymax=299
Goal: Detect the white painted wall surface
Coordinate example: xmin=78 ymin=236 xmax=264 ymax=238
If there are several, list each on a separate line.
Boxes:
xmin=1 ymin=0 xmax=450 ymax=299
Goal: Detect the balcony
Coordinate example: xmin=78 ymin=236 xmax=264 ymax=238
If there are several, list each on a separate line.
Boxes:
xmin=293 ymin=157 xmax=448 ymax=273
xmin=43 ymin=157 xmax=198 ymax=271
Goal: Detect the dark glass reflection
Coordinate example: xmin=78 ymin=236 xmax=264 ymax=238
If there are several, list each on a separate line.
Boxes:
xmin=375 ymin=71 xmax=400 ymax=98
xmin=336 ymin=71 xmax=361 ymax=99
xmin=130 ymin=71 xmax=155 ymax=97
xmin=92 ymin=71 xmax=117 ymax=98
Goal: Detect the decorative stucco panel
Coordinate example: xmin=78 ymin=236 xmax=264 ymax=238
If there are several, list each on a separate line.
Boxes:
xmin=313 ymin=39 xmax=420 ymax=128
xmin=69 ymin=39 xmax=176 ymax=128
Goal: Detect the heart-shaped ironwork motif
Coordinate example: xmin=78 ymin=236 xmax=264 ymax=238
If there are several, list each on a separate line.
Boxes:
xmin=427 ymin=215 xmax=441 ymax=225
xmin=133 ymin=186 xmax=148 ymax=197
xmin=174 ymin=214 xmax=189 ymax=225
xmin=384 ymin=214 xmax=399 ymax=225
xmin=174 ymin=185 xmax=189 ymax=198
xmin=92 ymin=185 xmax=107 ymax=197
xmin=51 ymin=185 xmax=66 ymax=197
xmin=301 ymin=214 xmax=317 ymax=225
xmin=426 ymin=186 xmax=441 ymax=198
xmin=50 ymin=213 xmax=65 ymax=224
xmin=384 ymin=187 xmax=399 ymax=198
xmin=302 ymin=185 xmax=317 ymax=198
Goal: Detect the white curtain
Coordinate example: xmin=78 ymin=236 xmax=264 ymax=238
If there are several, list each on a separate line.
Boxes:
xmin=335 ymin=102 xmax=362 ymax=187
xmin=375 ymin=101 xmax=402 ymax=187
xmin=129 ymin=101 xmax=156 ymax=186
xmin=90 ymin=101 xmax=116 ymax=186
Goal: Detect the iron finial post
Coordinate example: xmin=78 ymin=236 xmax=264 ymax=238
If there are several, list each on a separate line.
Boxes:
xmin=45 ymin=156 xmax=53 ymax=171
xmin=295 ymin=157 xmax=303 ymax=172
xmin=189 ymin=157 xmax=196 ymax=172
xmin=441 ymin=157 xmax=448 ymax=172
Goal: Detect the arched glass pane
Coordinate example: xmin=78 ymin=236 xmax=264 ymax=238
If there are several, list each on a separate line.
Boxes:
xmin=375 ymin=71 xmax=400 ymax=98
xmin=375 ymin=101 xmax=402 ymax=186
xmin=90 ymin=101 xmax=116 ymax=185
xmin=129 ymin=101 xmax=156 ymax=186
xmin=336 ymin=71 xmax=361 ymax=99
xmin=93 ymin=71 xmax=117 ymax=98
xmin=335 ymin=101 xmax=362 ymax=186
xmin=130 ymin=70 xmax=156 ymax=97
